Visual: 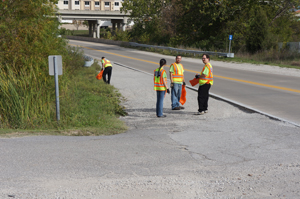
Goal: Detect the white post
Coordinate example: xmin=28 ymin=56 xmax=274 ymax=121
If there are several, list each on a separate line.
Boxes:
xmin=53 ymin=57 xmax=60 ymax=121
xmin=97 ymin=20 xmax=101 ymax=38
xmin=122 ymin=18 xmax=128 ymax=31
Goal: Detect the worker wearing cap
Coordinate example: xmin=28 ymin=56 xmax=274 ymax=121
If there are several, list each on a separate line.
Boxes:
xmin=101 ymin=57 xmax=113 ymax=84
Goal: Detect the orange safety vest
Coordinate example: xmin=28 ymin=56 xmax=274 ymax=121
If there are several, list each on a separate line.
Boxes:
xmin=103 ymin=58 xmax=112 ymax=68
xmin=199 ymin=63 xmax=213 ymax=85
xmin=154 ymin=67 xmax=167 ymax=91
xmin=171 ymin=63 xmax=184 ymax=83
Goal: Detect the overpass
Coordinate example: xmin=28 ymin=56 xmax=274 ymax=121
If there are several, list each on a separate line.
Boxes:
xmin=57 ymin=10 xmax=130 ymax=38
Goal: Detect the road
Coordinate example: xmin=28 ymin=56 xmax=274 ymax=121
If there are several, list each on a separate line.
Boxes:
xmin=2 ymin=57 xmax=300 ymax=198
xmin=69 ymin=39 xmax=300 ymax=126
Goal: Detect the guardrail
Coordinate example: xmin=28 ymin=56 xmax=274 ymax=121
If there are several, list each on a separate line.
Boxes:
xmin=65 ymin=35 xmax=234 ymax=58
xmin=128 ymin=42 xmax=234 ymax=58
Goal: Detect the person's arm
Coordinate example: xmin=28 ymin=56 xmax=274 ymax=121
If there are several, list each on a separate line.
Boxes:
xmin=163 ymin=76 xmax=168 ymax=90
xmin=197 ymin=65 xmax=208 ymax=78
xmin=162 ymin=71 xmax=170 ymax=93
xmin=101 ymin=59 xmax=105 ymax=70
xmin=170 ymin=72 xmax=173 ymax=83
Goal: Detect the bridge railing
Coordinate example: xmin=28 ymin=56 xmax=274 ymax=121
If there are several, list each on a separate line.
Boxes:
xmin=65 ymin=36 xmax=234 ymax=58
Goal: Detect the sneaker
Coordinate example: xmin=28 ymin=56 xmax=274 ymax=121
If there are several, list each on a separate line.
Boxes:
xmin=204 ymin=110 xmax=208 ymax=113
xmin=172 ymin=107 xmax=181 ymax=110
xmin=179 ymin=106 xmax=185 ymax=109
xmin=158 ymin=115 xmax=167 ymax=118
xmin=196 ymin=111 xmax=205 ymax=115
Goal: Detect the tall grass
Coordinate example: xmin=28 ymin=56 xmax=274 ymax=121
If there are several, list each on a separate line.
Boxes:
xmin=0 ymin=61 xmax=53 ymax=129
xmin=0 ymin=47 xmax=127 ymax=135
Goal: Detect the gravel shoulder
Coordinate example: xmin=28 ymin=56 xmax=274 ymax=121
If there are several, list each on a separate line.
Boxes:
xmin=1 ymin=62 xmax=300 ymax=199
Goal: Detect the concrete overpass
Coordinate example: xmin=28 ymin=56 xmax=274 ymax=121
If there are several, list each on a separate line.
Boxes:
xmin=57 ymin=10 xmax=130 ymax=38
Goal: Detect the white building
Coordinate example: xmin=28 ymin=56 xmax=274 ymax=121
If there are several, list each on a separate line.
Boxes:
xmin=56 ymin=0 xmax=124 ymax=11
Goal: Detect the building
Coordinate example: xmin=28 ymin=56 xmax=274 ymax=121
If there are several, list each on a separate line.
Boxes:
xmin=56 ymin=0 xmax=124 ymax=11
xmin=56 ymin=0 xmax=131 ymax=38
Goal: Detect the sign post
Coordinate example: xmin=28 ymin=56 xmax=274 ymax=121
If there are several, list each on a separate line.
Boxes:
xmin=48 ymin=55 xmax=63 ymax=121
xmin=229 ymin=35 xmax=233 ymax=54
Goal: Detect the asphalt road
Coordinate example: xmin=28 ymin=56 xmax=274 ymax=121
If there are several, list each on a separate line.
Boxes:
xmin=1 ymin=59 xmax=300 ymax=198
xmin=69 ymin=39 xmax=300 ymax=126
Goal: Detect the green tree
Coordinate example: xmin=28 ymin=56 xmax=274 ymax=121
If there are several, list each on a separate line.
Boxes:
xmin=246 ymin=6 xmax=271 ymax=53
xmin=121 ymin=0 xmax=171 ymax=43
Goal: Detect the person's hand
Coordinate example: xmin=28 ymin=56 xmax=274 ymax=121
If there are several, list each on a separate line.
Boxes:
xmin=195 ymin=74 xmax=200 ymax=79
xmin=170 ymin=83 xmax=174 ymax=88
xmin=183 ymin=82 xmax=186 ymax=86
xmin=167 ymin=89 xmax=170 ymax=94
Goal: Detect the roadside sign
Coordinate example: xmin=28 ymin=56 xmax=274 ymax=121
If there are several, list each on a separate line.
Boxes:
xmin=48 ymin=55 xmax=62 ymax=121
xmin=48 ymin=55 xmax=63 ymax=75
xmin=229 ymin=35 xmax=233 ymax=40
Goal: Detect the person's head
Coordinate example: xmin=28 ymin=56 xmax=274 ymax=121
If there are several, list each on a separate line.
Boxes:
xmin=202 ymin=54 xmax=210 ymax=64
xmin=175 ymin=55 xmax=182 ymax=63
xmin=102 ymin=57 xmax=105 ymax=60
xmin=159 ymin=58 xmax=167 ymax=67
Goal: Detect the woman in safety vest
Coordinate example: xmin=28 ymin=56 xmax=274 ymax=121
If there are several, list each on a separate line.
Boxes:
xmin=154 ymin=59 xmax=170 ymax=117
xmin=195 ymin=54 xmax=213 ymax=115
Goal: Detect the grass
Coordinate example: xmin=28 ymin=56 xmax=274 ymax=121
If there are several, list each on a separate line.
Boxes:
xmin=60 ymin=29 xmax=89 ymax=37
xmin=0 ymin=59 xmax=128 ymax=137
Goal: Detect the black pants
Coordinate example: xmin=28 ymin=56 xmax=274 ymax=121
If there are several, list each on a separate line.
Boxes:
xmin=103 ymin=67 xmax=112 ymax=84
xmin=198 ymin=84 xmax=211 ymax=112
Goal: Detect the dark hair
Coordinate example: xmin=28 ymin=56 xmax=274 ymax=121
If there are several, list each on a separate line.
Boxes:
xmin=159 ymin=58 xmax=167 ymax=67
xmin=102 ymin=57 xmax=105 ymax=59
xmin=176 ymin=55 xmax=181 ymax=59
xmin=202 ymin=54 xmax=210 ymax=60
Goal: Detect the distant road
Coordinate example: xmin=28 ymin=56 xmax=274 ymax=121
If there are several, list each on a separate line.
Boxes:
xmin=69 ymin=40 xmax=300 ymax=126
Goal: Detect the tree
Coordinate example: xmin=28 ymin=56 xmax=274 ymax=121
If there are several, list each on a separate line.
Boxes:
xmin=246 ymin=6 xmax=271 ymax=53
xmin=121 ymin=0 xmax=171 ymax=43
xmin=72 ymin=20 xmax=83 ymax=30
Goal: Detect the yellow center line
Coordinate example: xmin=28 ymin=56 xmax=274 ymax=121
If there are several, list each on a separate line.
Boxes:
xmin=71 ymin=44 xmax=300 ymax=94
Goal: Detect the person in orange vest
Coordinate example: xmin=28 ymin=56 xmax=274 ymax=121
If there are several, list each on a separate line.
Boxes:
xmin=101 ymin=57 xmax=113 ymax=84
xmin=154 ymin=59 xmax=170 ymax=117
xmin=169 ymin=55 xmax=185 ymax=110
xmin=195 ymin=54 xmax=213 ymax=115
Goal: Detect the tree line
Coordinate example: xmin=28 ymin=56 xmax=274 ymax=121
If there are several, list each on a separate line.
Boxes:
xmin=121 ymin=0 xmax=300 ymax=53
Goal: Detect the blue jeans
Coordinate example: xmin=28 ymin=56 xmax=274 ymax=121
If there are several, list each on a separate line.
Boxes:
xmin=156 ymin=91 xmax=165 ymax=117
xmin=171 ymin=83 xmax=182 ymax=109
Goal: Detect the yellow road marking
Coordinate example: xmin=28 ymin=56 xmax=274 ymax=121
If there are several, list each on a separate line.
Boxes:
xmin=71 ymin=44 xmax=300 ymax=93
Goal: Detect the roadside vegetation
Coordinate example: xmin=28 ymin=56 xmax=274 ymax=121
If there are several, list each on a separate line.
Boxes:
xmin=121 ymin=0 xmax=300 ymax=53
xmin=0 ymin=0 xmax=127 ymax=135
xmin=60 ymin=0 xmax=300 ymax=68
xmin=120 ymin=0 xmax=300 ymax=68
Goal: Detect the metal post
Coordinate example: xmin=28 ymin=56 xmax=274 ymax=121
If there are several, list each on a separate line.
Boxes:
xmin=53 ymin=57 xmax=60 ymax=121
xmin=229 ymin=40 xmax=232 ymax=54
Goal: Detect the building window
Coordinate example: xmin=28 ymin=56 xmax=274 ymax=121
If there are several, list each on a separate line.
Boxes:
xmin=115 ymin=2 xmax=119 ymax=6
xmin=63 ymin=1 xmax=68 ymax=5
xmin=85 ymin=1 xmax=90 ymax=6
xmin=95 ymin=2 xmax=100 ymax=7
xmin=75 ymin=1 xmax=79 ymax=5
xmin=105 ymin=2 xmax=109 ymax=7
